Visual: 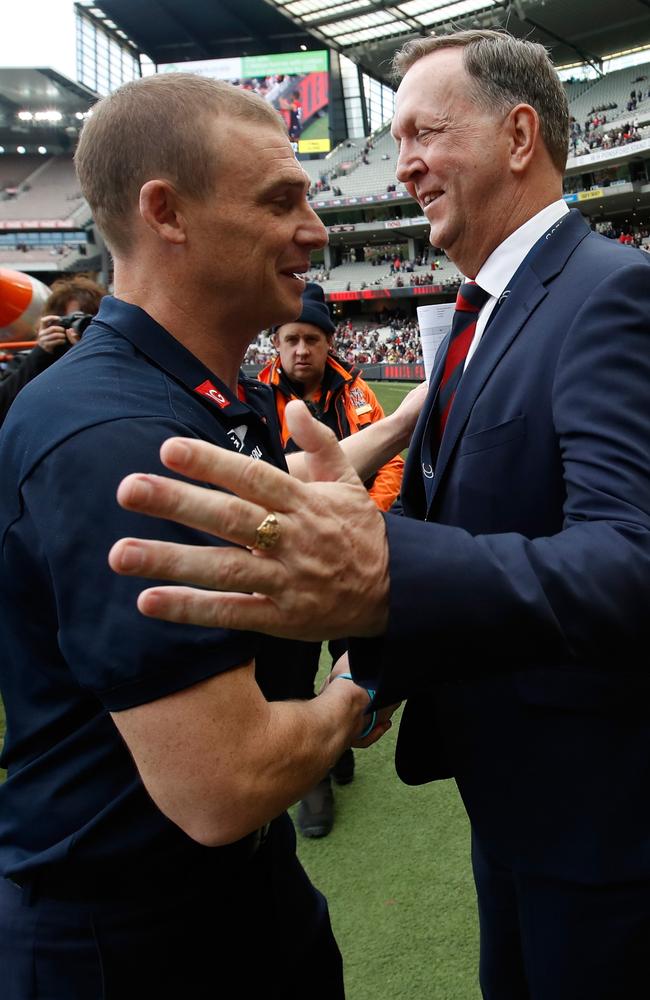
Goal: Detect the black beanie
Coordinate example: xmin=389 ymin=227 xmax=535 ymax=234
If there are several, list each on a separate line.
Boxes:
xmin=275 ymin=282 xmax=335 ymax=336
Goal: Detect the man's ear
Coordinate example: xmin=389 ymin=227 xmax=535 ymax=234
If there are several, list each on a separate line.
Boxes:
xmin=505 ymin=104 xmax=539 ymax=175
xmin=139 ymin=180 xmax=187 ymax=245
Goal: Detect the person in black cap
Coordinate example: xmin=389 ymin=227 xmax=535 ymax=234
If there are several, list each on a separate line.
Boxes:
xmin=258 ymin=283 xmax=404 ymax=837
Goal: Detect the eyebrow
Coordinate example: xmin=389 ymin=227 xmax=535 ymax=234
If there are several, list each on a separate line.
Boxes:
xmin=259 ymin=176 xmax=310 ymax=199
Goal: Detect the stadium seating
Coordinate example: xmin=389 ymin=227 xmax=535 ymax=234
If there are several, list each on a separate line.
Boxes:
xmin=309 ymin=130 xmax=407 ymax=200
xmin=306 ymin=257 xmax=462 ymax=292
xmin=567 ymin=61 xmax=650 ymax=124
xmin=0 ymin=155 xmax=45 ymax=193
xmin=0 ymin=155 xmax=84 ymax=221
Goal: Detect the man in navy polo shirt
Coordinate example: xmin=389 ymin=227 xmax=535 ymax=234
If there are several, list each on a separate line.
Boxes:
xmin=0 ymin=74 xmax=412 ymax=999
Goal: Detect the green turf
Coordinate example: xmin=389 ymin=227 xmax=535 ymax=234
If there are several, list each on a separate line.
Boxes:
xmin=0 ymin=379 xmax=481 ymax=998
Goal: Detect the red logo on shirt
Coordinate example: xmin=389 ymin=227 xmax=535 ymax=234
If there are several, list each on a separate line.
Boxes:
xmin=194 ymin=380 xmax=231 ymax=409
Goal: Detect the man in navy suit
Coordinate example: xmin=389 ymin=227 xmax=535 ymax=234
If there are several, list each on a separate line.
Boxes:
xmin=110 ymin=30 xmax=650 ymax=999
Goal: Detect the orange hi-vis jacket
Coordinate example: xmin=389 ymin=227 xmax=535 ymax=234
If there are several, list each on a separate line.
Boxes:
xmin=258 ymin=352 xmax=404 ymax=512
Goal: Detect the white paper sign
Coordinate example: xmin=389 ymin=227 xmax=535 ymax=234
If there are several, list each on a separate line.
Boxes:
xmin=416 ymin=303 xmax=455 ymax=381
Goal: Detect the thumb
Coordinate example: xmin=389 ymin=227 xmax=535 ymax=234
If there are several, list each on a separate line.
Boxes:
xmin=285 ymin=399 xmax=362 ymax=486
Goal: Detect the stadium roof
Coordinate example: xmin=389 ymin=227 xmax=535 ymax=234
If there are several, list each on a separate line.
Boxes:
xmin=93 ymin=0 xmax=650 ymax=84
xmin=0 ymin=68 xmax=97 ymax=116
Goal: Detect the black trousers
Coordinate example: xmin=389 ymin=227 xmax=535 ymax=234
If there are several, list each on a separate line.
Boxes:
xmin=472 ymin=831 xmax=650 ymax=1000
xmin=0 ymin=813 xmax=343 ymax=999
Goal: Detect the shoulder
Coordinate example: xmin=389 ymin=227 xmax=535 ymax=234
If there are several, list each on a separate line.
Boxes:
xmin=571 ymin=228 xmax=650 ymax=274
xmin=1 ymin=329 xmax=190 ymax=486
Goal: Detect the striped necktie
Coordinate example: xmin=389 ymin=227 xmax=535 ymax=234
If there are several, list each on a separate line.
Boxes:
xmin=437 ymin=280 xmax=490 ymax=437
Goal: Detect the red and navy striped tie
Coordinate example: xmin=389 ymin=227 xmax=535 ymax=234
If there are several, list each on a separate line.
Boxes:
xmin=437 ymin=280 xmax=490 ymax=437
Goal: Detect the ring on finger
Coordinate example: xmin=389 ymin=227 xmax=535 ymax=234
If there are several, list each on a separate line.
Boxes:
xmin=252 ymin=511 xmax=281 ymax=551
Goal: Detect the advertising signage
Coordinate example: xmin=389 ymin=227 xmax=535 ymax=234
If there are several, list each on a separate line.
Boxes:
xmin=158 ymin=50 xmax=331 ymax=156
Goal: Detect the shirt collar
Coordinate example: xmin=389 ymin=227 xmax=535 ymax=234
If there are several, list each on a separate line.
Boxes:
xmin=475 ymin=199 xmax=570 ymax=300
xmin=93 ymin=296 xmax=256 ymax=422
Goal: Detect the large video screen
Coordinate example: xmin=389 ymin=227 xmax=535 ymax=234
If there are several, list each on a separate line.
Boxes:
xmin=157 ymin=51 xmax=330 ymax=156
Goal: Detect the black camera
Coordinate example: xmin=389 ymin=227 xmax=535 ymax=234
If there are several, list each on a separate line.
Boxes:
xmin=58 ymin=312 xmax=94 ymax=338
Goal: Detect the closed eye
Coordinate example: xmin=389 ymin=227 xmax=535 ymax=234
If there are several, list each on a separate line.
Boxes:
xmin=416 ymin=127 xmax=442 ymax=141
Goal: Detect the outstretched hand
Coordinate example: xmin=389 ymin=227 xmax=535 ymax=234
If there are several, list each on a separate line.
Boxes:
xmin=109 ymin=400 xmax=390 ymax=641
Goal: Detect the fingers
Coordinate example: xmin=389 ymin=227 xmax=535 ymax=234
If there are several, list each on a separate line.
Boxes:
xmin=37 ymin=327 xmax=67 ymax=353
xmin=284 ymin=400 xmax=362 ymax=486
xmin=352 ymin=719 xmax=392 ymax=748
xmin=158 ymin=437 xmax=305 ymax=512
xmin=109 ymin=538 xmax=284 ymax=595
xmin=116 ymin=472 xmax=272 ymax=547
xmin=38 ymin=315 xmax=62 ymax=331
xmin=135 ymin=586 xmax=289 ymax=636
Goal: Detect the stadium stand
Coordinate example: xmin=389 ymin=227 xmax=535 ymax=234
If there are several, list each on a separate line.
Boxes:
xmin=308 ymin=129 xmax=407 ymax=200
xmin=305 ymin=258 xmax=462 ymax=292
xmin=0 ymin=156 xmax=83 ymax=221
xmin=567 ymin=61 xmax=650 ymax=124
xmin=0 ymin=155 xmax=45 ymax=194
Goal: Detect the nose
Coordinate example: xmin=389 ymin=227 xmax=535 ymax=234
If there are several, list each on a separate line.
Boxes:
xmin=395 ymin=138 xmax=426 ymax=187
xmin=297 ymin=203 xmax=328 ymax=251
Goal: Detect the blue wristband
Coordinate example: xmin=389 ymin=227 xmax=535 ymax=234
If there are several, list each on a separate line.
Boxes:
xmin=335 ymin=672 xmax=377 ymax=738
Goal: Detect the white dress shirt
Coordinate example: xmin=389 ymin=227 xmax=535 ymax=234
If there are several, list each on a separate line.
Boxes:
xmin=464 ymin=199 xmax=570 ymax=369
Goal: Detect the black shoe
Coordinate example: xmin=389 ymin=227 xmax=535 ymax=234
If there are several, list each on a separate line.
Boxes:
xmin=297 ymin=777 xmax=334 ymax=838
xmin=330 ymin=748 xmax=355 ymax=786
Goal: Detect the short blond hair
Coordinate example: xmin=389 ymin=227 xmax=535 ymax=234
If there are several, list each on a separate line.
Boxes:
xmin=393 ymin=29 xmax=569 ymax=173
xmin=75 ymin=73 xmax=286 ymax=255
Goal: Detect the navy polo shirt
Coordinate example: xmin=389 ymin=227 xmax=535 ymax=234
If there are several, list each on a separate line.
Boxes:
xmin=0 ymin=296 xmax=287 ymax=885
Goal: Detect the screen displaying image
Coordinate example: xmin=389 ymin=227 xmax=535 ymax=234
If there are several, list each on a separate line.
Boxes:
xmin=158 ymin=50 xmax=331 ymax=156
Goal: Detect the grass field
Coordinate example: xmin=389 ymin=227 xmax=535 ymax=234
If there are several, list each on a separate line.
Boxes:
xmin=0 ymin=380 xmax=481 ymax=998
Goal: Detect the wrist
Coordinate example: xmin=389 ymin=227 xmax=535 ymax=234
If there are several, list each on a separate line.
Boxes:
xmin=384 ymin=409 xmax=411 ymax=453
xmin=334 ymin=672 xmax=377 ymax=738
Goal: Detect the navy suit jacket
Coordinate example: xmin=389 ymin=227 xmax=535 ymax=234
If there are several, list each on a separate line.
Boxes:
xmin=351 ymin=210 xmax=650 ymax=883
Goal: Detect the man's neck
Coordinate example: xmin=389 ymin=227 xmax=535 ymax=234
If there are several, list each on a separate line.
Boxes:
xmin=113 ymin=264 xmax=253 ymax=393
xmin=457 ymin=179 xmax=563 ymax=278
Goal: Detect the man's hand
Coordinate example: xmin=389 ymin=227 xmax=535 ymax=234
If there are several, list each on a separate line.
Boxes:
xmin=109 ymin=401 xmax=390 ymax=641
xmin=36 ymin=315 xmax=68 ymax=354
xmin=327 ymin=653 xmax=401 ymax=747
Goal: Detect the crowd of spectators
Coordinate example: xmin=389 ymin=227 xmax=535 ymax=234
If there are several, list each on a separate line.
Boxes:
xmin=593 ymin=220 xmax=650 ymax=249
xmin=570 ymin=116 xmax=645 ymax=157
xmin=243 ymin=314 xmax=427 ymax=367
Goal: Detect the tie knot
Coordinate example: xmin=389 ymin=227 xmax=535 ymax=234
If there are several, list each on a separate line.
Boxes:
xmin=455 ymin=281 xmax=490 ymax=314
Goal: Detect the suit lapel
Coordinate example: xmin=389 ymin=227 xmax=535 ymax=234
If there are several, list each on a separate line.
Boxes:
xmin=425 ymin=210 xmax=592 ymax=512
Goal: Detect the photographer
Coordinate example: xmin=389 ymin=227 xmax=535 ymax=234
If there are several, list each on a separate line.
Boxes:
xmin=0 ymin=275 xmax=105 ymax=426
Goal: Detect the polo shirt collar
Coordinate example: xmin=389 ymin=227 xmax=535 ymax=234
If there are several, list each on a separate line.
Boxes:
xmin=93 ymin=296 xmax=254 ymax=421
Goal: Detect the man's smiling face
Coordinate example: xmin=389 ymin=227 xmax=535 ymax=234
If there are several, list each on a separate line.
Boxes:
xmin=391 ymin=47 xmax=513 ymax=276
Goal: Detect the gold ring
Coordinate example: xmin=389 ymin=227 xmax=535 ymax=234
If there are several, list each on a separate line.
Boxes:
xmin=253 ymin=512 xmax=281 ymax=551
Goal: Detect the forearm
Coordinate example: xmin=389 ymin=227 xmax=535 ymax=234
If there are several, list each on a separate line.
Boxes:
xmin=113 ymin=666 xmax=372 ymax=848
xmin=222 ymin=683 xmax=367 ymax=840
